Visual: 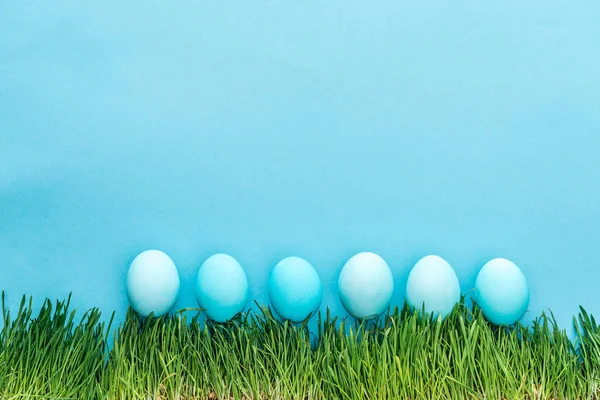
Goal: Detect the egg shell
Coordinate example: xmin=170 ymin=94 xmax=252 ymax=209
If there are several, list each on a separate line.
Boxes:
xmin=126 ymin=250 xmax=180 ymax=317
xmin=196 ymin=253 xmax=249 ymax=323
xmin=406 ymin=255 xmax=460 ymax=318
xmin=268 ymin=256 xmax=323 ymax=322
xmin=338 ymin=252 xmax=394 ymax=319
xmin=475 ymin=258 xmax=529 ymax=325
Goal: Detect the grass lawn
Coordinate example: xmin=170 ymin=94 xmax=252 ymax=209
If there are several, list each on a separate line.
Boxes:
xmin=1 ymin=293 xmax=599 ymax=399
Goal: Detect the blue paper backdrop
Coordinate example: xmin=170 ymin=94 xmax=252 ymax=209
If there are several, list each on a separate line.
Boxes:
xmin=1 ymin=1 xmax=599 ymax=333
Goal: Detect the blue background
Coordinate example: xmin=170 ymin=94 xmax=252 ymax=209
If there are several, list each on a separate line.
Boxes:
xmin=1 ymin=1 xmax=599 ymax=333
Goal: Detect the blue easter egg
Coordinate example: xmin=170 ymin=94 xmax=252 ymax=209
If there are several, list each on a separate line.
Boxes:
xmin=475 ymin=258 xmax=529 ymax=325
xmin=338 ymin=252 xmax=394 ymax=319
xmin=268 ymin=256 xmax=323 ymax=322
xmin=406 ymin=255 xmax=460 ymax=318
xmin=126 ymin=250 xmax=180 ymax=317
xmin=196 ymin=253 xmax=249 ymax=323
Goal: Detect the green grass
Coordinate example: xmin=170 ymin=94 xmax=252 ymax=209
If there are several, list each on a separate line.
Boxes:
xmin=1 ymin=293 xmax=600 ymax=399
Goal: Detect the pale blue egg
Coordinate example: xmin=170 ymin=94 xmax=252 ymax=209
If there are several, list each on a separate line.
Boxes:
xmin=338 ymin=252 xmax=394 ymax=319
xmin=475 ymin=258 xmax=529 ymax=325
xmin=406 ymin=255 xmax=460 ymax=318
xmin=195 ymin=253 xmax=249 ymax=323
xmin=268 ymin=256 xmax=322 ymax=322
xmin=126 ymin=250 xmax=180 ymax=317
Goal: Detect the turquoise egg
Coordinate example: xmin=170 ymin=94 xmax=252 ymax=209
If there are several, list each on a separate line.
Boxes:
xmin=195 ymin=253 xmax=249 ymax=323
xmin=338 ymin=252 xmax=394 ymax=319
xmin=126 ymin=250 xmax=180 ymax=317
xmin=406 ymin=255 xmax=460 ymax=319
xmin=475 ymin=258 xmax=529 ymax=325
xmin=268 ymin=256 xmax=323 ymax=322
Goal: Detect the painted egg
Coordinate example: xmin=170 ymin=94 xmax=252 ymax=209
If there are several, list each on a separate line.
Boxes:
xmin=195 ymin=253 xmax=249 ymax=323
xmin=126 ymin=250 xmax=180 ymax=317
xmin=268 ymin=256 xmax=322 ymax=322
xmin=475 ymin=258 xmax=529 ymax=325
xmin=405 ymin=255 xmax=460 ymax=318
xmin=338 ymin=252 xmax=394 ymax=319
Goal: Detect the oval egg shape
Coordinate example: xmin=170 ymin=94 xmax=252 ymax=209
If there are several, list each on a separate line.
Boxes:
xmin=195 ymin=253 xmax=249 ymax=323
xmin=338 ymin=252 xmax=394 ymax=320
xmin=475 ymin=258 xmax=529 ymax=326
xmin=268 ymin=256 xmax=323 ymax=322
xmin=126 ymin=250 xmax=180 ymax=317
xmin=406 ymin=255 xmax=460 ymax=319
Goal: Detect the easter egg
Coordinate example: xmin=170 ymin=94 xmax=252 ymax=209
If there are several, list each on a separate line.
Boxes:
xmin=126 ymin=250 xmax=180 ymax=317
xmin=338 ymin=252 xmax=394 ymax=319
xmin=268 ymin=256 xmax=323 ymax=322
xmin=195 ymin=253 xmax=249 ymax=323
xmin=405 ymin=255 xmax=460 ymax=318
xmin=475 ymin=258 xmax=529 ymax=325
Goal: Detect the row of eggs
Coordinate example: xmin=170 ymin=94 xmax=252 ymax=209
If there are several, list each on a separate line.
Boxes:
xmin=126 ymin=251 xmax=530 ymax=326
